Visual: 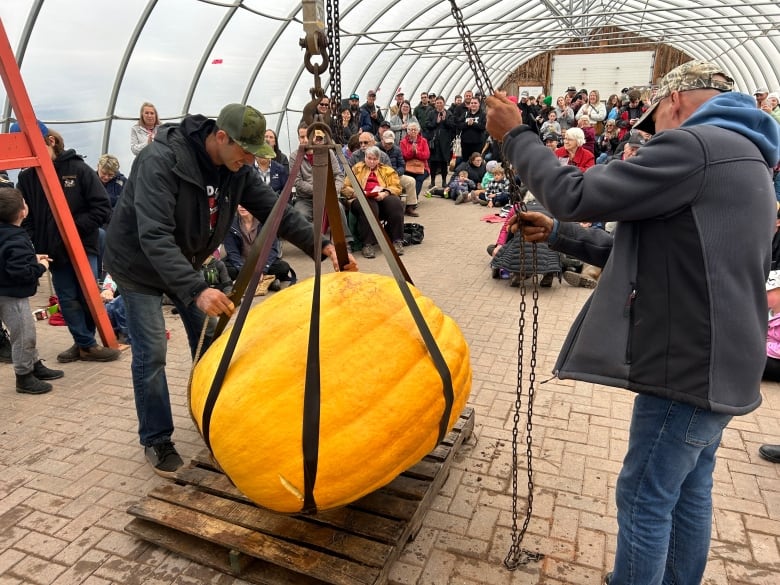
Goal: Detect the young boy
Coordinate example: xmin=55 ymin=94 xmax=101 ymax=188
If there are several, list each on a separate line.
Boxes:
xmin=0 ymin=188 xmax=64 ymax=394
xmin=448 ymin=170 xmax=477 ymax=205
xmin=480 ymin=167 xmax=512 ymax=208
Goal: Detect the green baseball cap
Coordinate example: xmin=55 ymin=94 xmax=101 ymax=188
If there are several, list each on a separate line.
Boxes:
xmin=216 ymin=103 xmax=275 ymax=158
xmin=634 ymin=60 xmax=734 ymax=135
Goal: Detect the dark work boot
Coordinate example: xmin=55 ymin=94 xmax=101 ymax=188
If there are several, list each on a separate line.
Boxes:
xmin=33 ymin=360 xmax=64 ymax=380
xmin=0 ymin=335 xmax=11 ymax=363
xmin=16 ymin=373 xmax=53 ymax=395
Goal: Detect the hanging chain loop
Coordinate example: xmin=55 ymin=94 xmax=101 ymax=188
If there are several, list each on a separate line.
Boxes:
xmin=448 ymin=0 xmax=542 ymax=569
xmin=325 ymin=0 xmax=342 ymax=109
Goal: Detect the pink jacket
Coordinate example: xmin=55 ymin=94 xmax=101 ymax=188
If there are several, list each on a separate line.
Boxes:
xmin=767 ymin=311 xmax=780 ymax=358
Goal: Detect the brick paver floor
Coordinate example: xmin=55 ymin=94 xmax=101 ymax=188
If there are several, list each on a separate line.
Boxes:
xmin=1 ymin=192 xmax=778 ymax=584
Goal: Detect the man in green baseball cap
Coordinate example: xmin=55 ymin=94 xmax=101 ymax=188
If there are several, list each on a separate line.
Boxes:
xmin=105 ymin=102 xmax=355 ymax=478
xmin=216 ymin=103 xmax=276 ymax=159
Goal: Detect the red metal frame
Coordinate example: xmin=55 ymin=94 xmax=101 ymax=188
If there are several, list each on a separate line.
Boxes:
xmin=0 ymin=19 xmax=116 ymax=348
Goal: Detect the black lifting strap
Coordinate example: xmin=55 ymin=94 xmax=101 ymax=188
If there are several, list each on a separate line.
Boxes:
xmin=197 ymin=152 xmax=305 ymax=451
xmin=338 ymin=150 xmax=455 ymax=445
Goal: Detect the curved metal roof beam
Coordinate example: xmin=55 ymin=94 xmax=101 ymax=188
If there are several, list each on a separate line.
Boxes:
xmin=101 ymin=0 xmax=159 ymax=154
xmin=1 ymin=0 xmax=43 ymax=131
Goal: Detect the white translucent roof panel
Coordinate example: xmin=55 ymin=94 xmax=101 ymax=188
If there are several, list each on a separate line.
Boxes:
xmin=0 ymin=0 xmax=778 ymax=171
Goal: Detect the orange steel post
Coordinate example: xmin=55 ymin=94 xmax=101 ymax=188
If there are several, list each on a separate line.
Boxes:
xmin=0 ymin=19 xmax=117 ymax=348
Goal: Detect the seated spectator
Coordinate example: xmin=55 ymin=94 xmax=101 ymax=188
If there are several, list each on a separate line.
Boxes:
xmin=542 ymin=132 xmax=561 ymax=150
xmin=449 ymin=170 xmax=477 ymax=205
xmin=223 ymin=205 xmax=295 ymax=294
xmin=481 ymin=160 xmax=500 ymax=189
xmin=334 ymin=107 xmax=359 ymax=145
xmin=399 ymin=122 xmax=430 ymax=196
xmin=341 ymin=146 xmax=405 ymax=259
xmin=553 ymin=96 xmax=575 ymax=131
xmin=554 ymin=128 xmax=595 ymax=172
xmin=453 ymin=151 xmax=486 ymax=198
xmin=596 ymin=119 xmax=620 ymax=163
xmin=96 ymin=154 xmax=126 ymax=208
xmin=289 ymin=125 xmax=353 ymax=248
xmin=762 ymin=92 xmax=780 ymax=124
xmin=488 ymin=199 xmax=560 ymax=288
xmin=264 ymin=129 xmax=289 ymax=172
xmin=479 ymin=167 xmax=511 ymax=208
xmin=99 ymin=274 xmax=131 ymax=346
xmin=539 ymin=111 xmax=561 ymax=136
xmin=254 ymin=153 xmax=289 ymax=194
xmin=577 ymin=115 xmax=596 ymax=154
xmin=617 ymin=89 xmax=647 ymax=139
xmin=379 ymin=130 xmax=419 ymax=217
xmin=351 ymin=131 xmax=391 ymax=166
xmin=764 ymin=270 xmax=780 ymax=381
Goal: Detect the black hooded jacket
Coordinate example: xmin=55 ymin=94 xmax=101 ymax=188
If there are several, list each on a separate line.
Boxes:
xmin=104 ymin=115 xmax=320 ymax=305
xmin=18 ymin=149 xmax=111 ymax=263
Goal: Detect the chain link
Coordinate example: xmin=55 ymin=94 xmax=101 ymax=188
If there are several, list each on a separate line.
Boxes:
xmin=448 ymin=1 xmax=493 ymax=98
xmin=448 ymin=0 xmax=542 ymax=569
xmin=325 ymin=0 xmax=342 ymax=109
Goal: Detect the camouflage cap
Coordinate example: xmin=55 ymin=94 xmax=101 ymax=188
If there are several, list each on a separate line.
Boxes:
xmin=216 ymin=103 xmax=275 ymax=158
xmin=634 ymin=60 xmax=734 ymax=135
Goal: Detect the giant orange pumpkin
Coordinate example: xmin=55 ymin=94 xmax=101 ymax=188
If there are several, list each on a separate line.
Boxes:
xmin=189 ymin=271 xmax=472 ymax=513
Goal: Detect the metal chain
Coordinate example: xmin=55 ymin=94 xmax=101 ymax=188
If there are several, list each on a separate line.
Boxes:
xmin=448 ymin=0 xmax=493 ymax=98
xmin=325 ymin=0 xmax=342 ymax=109
xmin=448 ymin=0 xmax=542 ymax=569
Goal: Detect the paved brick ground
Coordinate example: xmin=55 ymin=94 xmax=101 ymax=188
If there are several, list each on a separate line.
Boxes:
xmin=1 ymin=193 xmax=778 ymax=584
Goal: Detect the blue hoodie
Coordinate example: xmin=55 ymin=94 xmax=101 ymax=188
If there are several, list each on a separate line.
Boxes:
xmin=682 ymin=92 xmax=780 ymax=167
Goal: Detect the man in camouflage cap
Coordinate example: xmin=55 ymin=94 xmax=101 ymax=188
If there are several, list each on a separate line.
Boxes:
xmin=105 ymin=103 xmax=354 ymax=478
xmin=485 ymin=60 xmax=780 ymax=585
xmin=634 ymin=60 xmax=735 ymax=135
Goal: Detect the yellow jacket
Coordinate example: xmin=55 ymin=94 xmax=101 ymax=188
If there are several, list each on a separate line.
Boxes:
xmin=342 ymin=162 xmax=402 ymax=199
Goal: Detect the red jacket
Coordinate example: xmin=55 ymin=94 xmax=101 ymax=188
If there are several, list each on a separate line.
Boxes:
xmin=399 ymin=135 xmax=431 ymax=172
xmin=554 ymin=146 xmax=595 ymax=172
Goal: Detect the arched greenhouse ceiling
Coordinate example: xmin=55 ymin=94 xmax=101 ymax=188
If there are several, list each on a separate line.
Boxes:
xmin=0 ymin=0 xmax=778 ymax=169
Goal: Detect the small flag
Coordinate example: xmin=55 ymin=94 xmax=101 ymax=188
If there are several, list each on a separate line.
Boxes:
xmin=211 ymin=58 xmax=223 ymax=64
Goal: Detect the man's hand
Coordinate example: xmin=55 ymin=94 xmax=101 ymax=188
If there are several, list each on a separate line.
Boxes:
xmin=195 ymin=288 xmax=235 ymax=317
xmin=323 ymin=243 xmax=359 ymax=272
xmin=517 ymin=211 xmax=554 ymax=243
xmin=485 ymin=94 xmax=523 ymax=140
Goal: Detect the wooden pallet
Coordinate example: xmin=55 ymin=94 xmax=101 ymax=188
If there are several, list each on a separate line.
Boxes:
xmin=126 ymin=407 xmax=475 ymax=585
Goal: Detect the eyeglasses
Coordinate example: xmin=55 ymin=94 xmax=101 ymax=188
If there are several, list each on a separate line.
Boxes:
xmin=359 ymin=140 xmax=371 ymax=145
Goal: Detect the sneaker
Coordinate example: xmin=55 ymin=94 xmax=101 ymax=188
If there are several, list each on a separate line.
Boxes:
xmin=405 ymin=206 xmax=420 ymax=217
xmin=540 ymin=273 xmax=554 ymax=287
xmin=57 ymin=343 xmax=81 ymax=363
xmin=509 ymin=273 xmax=522 ymax=287
xmin=268 ymin=278 xmax=282 ymax=292
xmin=79 ymin=345 xmax=120 ymax=362
xmin=563 ymin=271 xmax=598 ymax=289
xmin=454 ymin=192 xmax=466 ymax=204
xmin=393 ymin=241 xmax=405 ymax=256
xmin=362 ymin=244 xmax=376 ymax=259
xmin=33 ymin=360 xmax=64 ymax=380
xmin=604 ymin=572 xmax=613 ymax=585
xmin=144 ymin=441 xmax=184 ymax=478
xmin=16 ymin=373 xmax=53 ymax=395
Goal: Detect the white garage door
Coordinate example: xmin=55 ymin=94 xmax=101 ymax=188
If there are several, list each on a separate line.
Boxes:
xmin=551 ymin=52 xmax=655 ymax=100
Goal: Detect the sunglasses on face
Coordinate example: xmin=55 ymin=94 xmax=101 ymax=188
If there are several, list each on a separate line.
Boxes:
xmin=359 ymin=141 xmax=371 ymax=145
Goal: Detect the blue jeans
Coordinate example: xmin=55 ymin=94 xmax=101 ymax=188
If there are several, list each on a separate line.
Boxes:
xmin=117 ymin=281 xmax=211 ymax=447
xmin=50 ymin=256 xmax=99 ymax=348
xmin=611 ymin=394 xmax=732 ymax=585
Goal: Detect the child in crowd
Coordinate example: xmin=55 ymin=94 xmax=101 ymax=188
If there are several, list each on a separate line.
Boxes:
xmin=764 ymin=270 xmax=780 ymax=381
xmin=449 ymin=170 xmax=477 ymax=204
xmin=99 ymin=274 xmax=131 ymax=346
xmin=481 ymin=160 xmax=500 ymax=189
xmin=0 ymin=187 xmax=64 ymax=394
xmin=480 ymin=167 xmax=512 ymax=208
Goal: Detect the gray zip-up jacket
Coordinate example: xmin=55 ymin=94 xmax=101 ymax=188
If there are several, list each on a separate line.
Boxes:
xmin=503 ymin=92 xmax=780 ymax=414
